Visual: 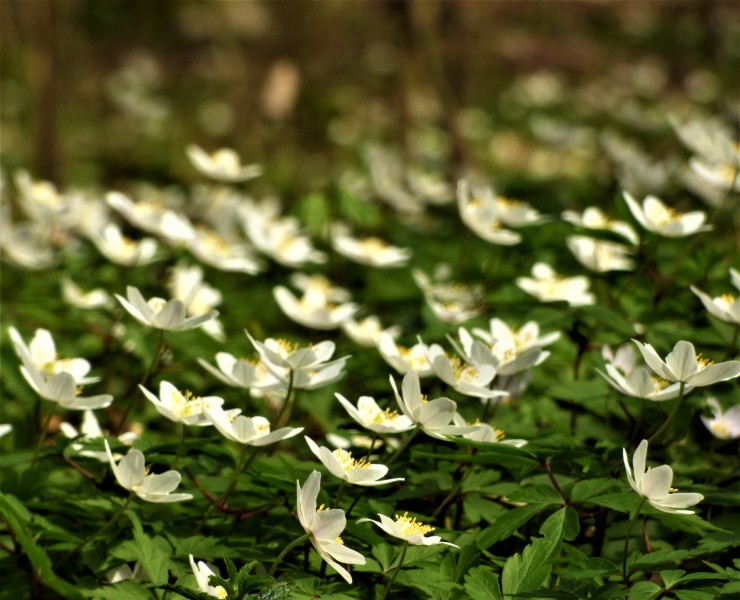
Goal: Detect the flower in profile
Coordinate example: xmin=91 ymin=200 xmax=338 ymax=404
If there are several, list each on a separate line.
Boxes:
xmin=342 ymin=315 xmax=401 ymax=347
xmin=187 ymin=227 xmax=262 ymax=275
xmin=21 ymin=368 xmax=113 ymax=410
xmin=456 ymin=180 xmax=522 ymax=245
xmin=335 ymin=393 xmax=415 ymax=434
xmin=273 ymin=286 xmax=358 ymax=330
xmin=561 ymin=206 xmax=639 ymax=245
xmin=205 ymin=404 xmax=303 ymax=446
xmin=115 ymin=285 xmax=218 ymax=332
xmin=330 ymin=222 xmax=412 ymax=268
xmin=377 ymin=333 xmax=434 ymax=377
xmin=358 ymin=513 xmax=459 ymax=547
xmin=189 ymin=555 xmax=228 ymax=599
xmin=566 ymin=235 xmax=634 ymax=273
xmin=390 ymin=371 xmax=475 ymax=440
xmin=623 ymin=439 xmax=703 ymax=514
xmin=516 ymin=262 xmax=595 ymax=307
xmin=104 ymin=441 xmax=192 ymax=503
xmin=689 ymin=157 xmax=740 ymax=193
xmin=412 ymin=268 xmax=485 ymax=324
xmin=304 ymin=436 xmax=404 ymax=486
xmin=186 ymin=144 xmax=262 ymax=183
xmin=61 ymin=276 xmax=112 ymax=310
xmin=296 ymin=471 xmax=365 ymax=583
xmin=139 ymin=381 xmax=239 ymax=426
xmin=89 ymin=223 xmax=158 ymax=267
xmin=106 ymin=191 xmax=195 ymax=243
xmin=622 ymin=192 xmax=711 ymax=238
xmin=700 ymin=398 xmax=740 ymax=440
xmin=690 ymin=270 xmax=740 ymax=325
xmin=454 ymin=327 xmax=547 ymax=377
xmin=632 ymin=339 xmax=740 ymax=387
xmin=167 ymin=264 xmax=225 ymax=341
xmin=60 ymin=410 xmax=138 ymax=461
xmin=197 ymin=352 xmax=284 ymax=392
xmin=451 ymin=415 xmax=527 ymax=447
xmin=425 ymin=343 xmax=504 ymax=400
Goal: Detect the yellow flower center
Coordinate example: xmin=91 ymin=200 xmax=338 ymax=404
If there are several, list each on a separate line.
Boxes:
xmin=367 ymin=406 xmax=402 ymax=425
xmin=332 ymin=449 xmax=371 ymax=472
xmin=650 ymin=376 xmax=670 ymax=392
xmin=358 ymin=237 xmax=388 ymax=254
xmin=695 ymin=354 xmax=714 ymax=371
xmin=394 ymin=512 xmax=435 ymax=536
xmin=147 ymin=297 xmax=168 ymax=314
xmin=213 ymin=148 xmax=240 ymax=170
xmin=711 ymin=422 xmax=730 ymax=438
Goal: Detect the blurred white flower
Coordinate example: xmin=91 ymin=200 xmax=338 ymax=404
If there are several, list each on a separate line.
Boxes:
xmin=516 ymin=262 xmax=595 ymax=306
xmin=566 ymin=235 xmax=634 ymax=273
xmin=168 ymin=264 xmax=224 ymax=341
xmin=187 ymin=228 xmax=262 ymax=275
xmin=633 ymin=339 xmax=740 ymax=387
xmin=452 ymin=415 xmax=527 ymax=447
xmin=89 ymin=223 xmax=158 ymax=266
xmin=61 ymin=276 xmax=112 ymax=310
xmin=198 ymin=352 xmax=284 ymax=392
xmin=413 ymin=268 xmax=484 ymax=324
xmin=456 ymin=326 xmax=548 ymax=377
xmin=296 ymin=471 xmax=366 ymax=583
xmin=358 ymin=512 xmax=458 ymax=547
xmin=9 ymin=327 xmax=97 ymax=384
xmin=60 ymin=410 xmax=137 ymax=461
xmin=205 ymin=404 xmax=303 ymax=446
xmin=0 ymin=424 xmax=13 ymax=439
xmin=456 ymin=179 xmax=521 ymax=245
xmin=690 ymin=270 xmax=740 ymax=325
xmin=107 ymin=191 xmax=195 ymax=243
xmin=116 ymin=285 xmax=218 ymax=332
xmin=104 ymin=441 xmax=192 ymax=503
xmin=186 ymin=144 xmax=262 ymax=183
xmin=342 ymin=315 xmax=401 ymax=347
xmin=377 ymin=333 xmax=434 ymax=377
xmin=689 ymin=158 xmax=740 ymax=192
xmin=304 ymin=436 xmax=403 ymax=486
xmin=623 ymin=192 xmax=711 ymax=238
xmin=189 ymin=555 xmax=227 ymax=599
xmin=330 ymin=222 xmax=411 ymax=268
xmin=561 ymin=206 xmax=639 ymax=245
xmin=701 ymin=398 xmax=740 ymax=440
xmin=425 ymin=343 xmax=504 ymax=400
xmin=335 ymin=393 xmax=414 ymax=434
xmin=289 ymin=273 xmax=351 ymax=303
xmin=273 ymin=286 xmax=357 ymax=330
xmin=139 ymin=381 xmax=239 ymax=426
xmin=623 ymin=439 xmax=702 ymax=514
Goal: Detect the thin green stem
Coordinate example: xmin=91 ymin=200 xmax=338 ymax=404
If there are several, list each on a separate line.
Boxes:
xmin=275 ymin=370 xmax=295 ymax=428
xmin=647 ymin=382 xmax=685 ymax=444
xmin=622 ymin=497 xmax=648 ymax=585
xmin=171 ymin=424 xmax=187 ymax=470
xmin=268 ymin=532 xmax=311 ymax=578
xmin=56 ymin=493 xmax=134 ymax=569
xmin=627 ymin=398 xmax=646 ymax=447
xmin=118 ymin=330 xmax=165 ymax=433
xmin=201 ymin=444 xmax=257 ymax=525
xmin=334 ymin=480 xmax=347 ymax=506
xmin=32 ymin=408 xmax=55 ymax=466
xmin=380 ymin=542 xmax=409 ymax=600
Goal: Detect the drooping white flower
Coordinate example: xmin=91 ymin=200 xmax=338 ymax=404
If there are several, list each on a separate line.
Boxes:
xmin=561 ymin=206 xmax=639 ymax=245
xmin=451 ymin=414 xmax=527 ymax=447
xmin=104 ymin=441 xmax=192 ymax=503
xmin=330 ymin=222 xmax=411 ymax=268
xmin=273 ymin=286 xmax=358 ymax=331
xmin=632 ymin=339 xmax=740 ymax=387
xmin=377 ymin=333 xmax=434 ymax=378
xmin=623 ymin=439 xmax=703 ymax=514
xmin=516 ymin=262 xmax=595 ymax=306
xmin=622 ymin=192 xmax=711 ymax=238
xmin=205 ymin=404 xmax=303 ymax=446
xmin=566 ymin=235 xmax=634 ymax=273
xmin=700 ymin=398 xmax=740 ymax=440
xmin=296 ymin=471 xmax=366 ymax=583
xmin=335 ymin=393 xmax=415 ymax=434
xmin=139 ymin=381 xmax=239 ymax=426
xmin=186 ymin=144 xmax=262 ymax=183
xmin=690 ymin=271 xmax=740 ymax=325
xmin=358 ymin=512 xmax=458 ymax=547
xmin=189 ymin=555 xmax=228 ymax=599
xmin=115 ymin=285 xmax=218 ymax=332
xmin=89 ymin=223 xmax=158 ymax=266
xmin=304 ymin=436 xmax=403 ymax=486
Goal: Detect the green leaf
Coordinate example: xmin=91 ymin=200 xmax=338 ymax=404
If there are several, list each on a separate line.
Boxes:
xmin=660 ymin=569 xmax=686 ymax=589
xmin=627 ymin=581 xmax=662 ymax=600
xmin=539 ymin=507 xmax=580 ymax=542
xmin=149 ymin=583 xmax=210 ymax=600
xmin=92 ymin=581 xmax=153 ymax=600
xmin=126 ymin=511 xmax=172 ymax=583
xmin=0 ymin=493 xmax=85 ymax=600
xmin=569 ymin=478 xmax=620 ymax=503
xmin=501 ymin=535 xmax=560 ymax=596
xmin=478 ymin=504 xmax=547 ymax=549
xmin=464 ymin=566 xmax=503 ymax=600
xmin=672 ymin=591 xmax=720 ymax=600
xmin=507 ymin=484 xmax=564 ymax=505
xmin=590 ymin=492 xmax=640 ymax=513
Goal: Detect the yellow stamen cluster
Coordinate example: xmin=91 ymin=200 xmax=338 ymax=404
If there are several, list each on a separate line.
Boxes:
xmin=332 ymin=449 xmax=371 ymax=472
xmin=359 ymin=237 xmax=388 ymax=253
xmin=394 ymin=512 xmax=434 ymax=536
xmin=213 ymin=149 xmax=239 ymax=170
xmin=650 ymin=376 xmax=670 ymax=392
xmin=496 ymin=196 xmax=522 ymax=209
xmin=695 ymin=354 xmax=714 ymax=370
xmin=711 ymin=422 xmax=730 ymax=438
xmin=368 ymin=406 xmax=402 ymax=425
xmin=275 ymin=338 xmax=299 ymax=355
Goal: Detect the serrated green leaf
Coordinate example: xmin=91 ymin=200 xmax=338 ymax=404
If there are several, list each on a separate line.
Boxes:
xmin=569 ymin=478 xmax=620 ymax=503
xmin=464 ymin=566 xmax=503 ymax=600
xmin=660 ymin=569 xmax=686 ymax=589
xmin=478 ymin=504 xmax=546 ymax=549
xmin=508 ymin=484 xmax=564 ymax=505
xmin=627 ymin=581 xmax=662 ymax=600
xmin=539 ymin=507 xmax=580 ymax=542
xmin=501 ymin=535 xmax=560 ymax=596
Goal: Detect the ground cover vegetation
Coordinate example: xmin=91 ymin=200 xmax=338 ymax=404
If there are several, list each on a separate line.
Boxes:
xmin=0 ymin=1 xmax=738 ymax=599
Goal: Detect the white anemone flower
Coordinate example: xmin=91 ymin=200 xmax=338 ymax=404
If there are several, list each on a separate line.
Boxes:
xmin=167 ymin=264 xmax=225 ymax=341
xmin=455 ymin=327 xmax=548 ymax=377
xmin=61 ymin=276 xmax=112 ymax=310
xmin=622 ymin=192 xmax=711 ymax=238
xmin=106 ymin=192 xmax=195 ymax=243
xmin=412 ymin=268 xmax=484 ymax=324
xmin=0 ymin=424 xmax=13 ymax=439
xmin=273 ymin=286 xmax=358 ymax=330
xmin=425 ymin=343 xmax=505 ymax=400
xmin=139 ymin=381 xmax=239 ymax=426
xmin=296 ymin=471 xmax=366 ymax=583
xmin=197 ymin=352 xmax=284 ymax=392
xmin=632 ymin=339 xmax=740 ymax=387
xmin=60 ymin=410 xmax=137 ymax=461
xmin=473 ymin=318 xmax=560 ymax=352
xmin=189 ymin=555 xmax=228 ymax=599
xmin=342 ymin=315 xmax=401 ymax=347
xmin=330 ymin=222 xmax=412 ymax=268
xmin=389 ymin=371 xmax=476 ymax=440
xmin=377 ymin=333 xmax=434 ymax=377
xmin=89 ymin=223 xmax=158 ymax=266
xmin=516 ymin=262 xmax=595 ymax=307
xmin=204 ymin=404 xmax=303 ymax=446
xmin=186 ymin=145 xmax=262 ymax=183
xmin=358 ymin=513 xmax=459 ymax=547
xmin=566 ymin=235 xmax=634 ymax=273
xmin=187 ymin=228 xmax=262 ymax=275
xmin=561 ymin=206 xmax=639 ymax=245
xmin=451 ymin=415 xmax=527 ymax=447
xmin=701 ymin=398 xmax=740 ymax=440
xmin=623 ymin=440 xmax=703 ymax=514
xmin=21 ymin=367 xmax=113 ymax=410
xmin=289 ymin=273 xmax=351 ymax=303
xmin=690 ymin=272 xmax=740 ymax=325
xmin=304 ymin=437 xmax=404 ymax=486
xmin=104 ymin=441 xmax=192 ymax=503
xmin=456 ymin=180 xmax=522 ymax=245
xmin=689 ymin=158 xmax=740 ymax=192
xmin=115 ymin=285 xmax=218 ymax=332
xmin=335 ymin=394 xmax=415 ymax=434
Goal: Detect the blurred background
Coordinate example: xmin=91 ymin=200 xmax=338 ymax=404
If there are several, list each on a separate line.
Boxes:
xmin=2 ymin=0 xmax=738 ymax=201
